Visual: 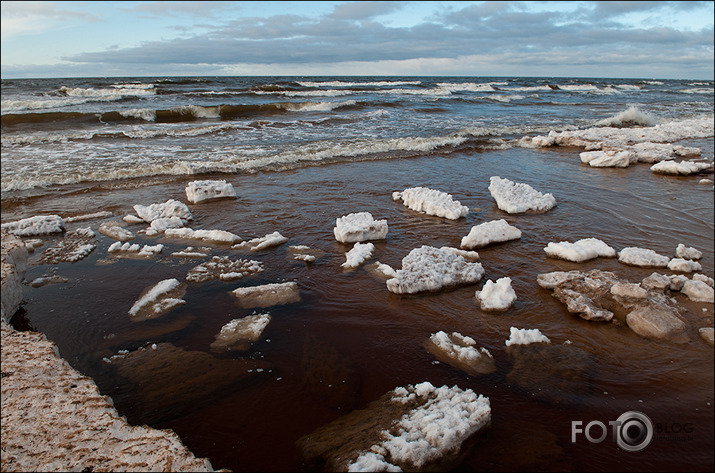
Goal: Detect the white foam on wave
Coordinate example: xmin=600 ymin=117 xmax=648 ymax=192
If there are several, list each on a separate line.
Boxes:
xmin=298 ymin=80 xmax=421 ymax=87
xmin=593 ymin=106 xmax=658 ymax=127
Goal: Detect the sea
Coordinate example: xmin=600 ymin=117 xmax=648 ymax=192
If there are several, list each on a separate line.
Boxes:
xmin=1 ymin=76 xmax=714 ymax=472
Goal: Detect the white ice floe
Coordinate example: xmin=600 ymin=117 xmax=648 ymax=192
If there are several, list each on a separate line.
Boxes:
xmin=579 ymin=150 xmax=634 ymax=168
xmin=164 ymin=227 xmax=242 ymax=244
xmin=128 ymin=278 xmax=186 ymax=319
xmin=123 ymin=214 xmax=145 ymax=224
xmin=693 ymin=273 xmax=714 ymax=287
xmin=386 ymin=245 xmax=484 ymax=294
xmin=232 ymin=282 xmax=300 ymax=308
xmin=650 ymin=160 xmax=713 ymax=175
xmin=544 ymin=238 xmax=616 ymax=263
xmin=667 ymin=258 xmax=702 ymax=273
xmin=427 ymin=331 xmax=494 ymax=366
xmin=371 ymin=261 xmax=398 ymax=278
xmin=133 ymin=199 xmax=193 ymax=223
xmin=186 ymin=256 xmax=263 ymax=283
xmin=37 ymin=227 xmax=96 ymax=264
xmin=98 ymin=221 xmax=135 ymax=241
xmin=287 ymin=245 xmax=324 ymax=263
xmin=342 ymin=242 xmax=375 ymax=269
xmin=146 ymin=216 xmax=185 ymax=236
xmin=1 ymin=215 xmax=64 ymax=237
xmin=185 ymin=179 xmax=237 ymax=204
xmin=488 ymin=176 xmax=556 ymax=214
xmin=170 ymin=246 xmax=211 ymax=258
xmin=681 ymin=279 xmax=715 ymax=303
xmin=233 ymin=231 xmax=288 ymax=252
xmin=676 ymin=244 xmax=702 ymax=260
xmin=439 ymin=247 xmax=480 ymax=261
xmin=618 ymin=247 xmax=670 ymax=267
xmin=392 ymin=186 xmax=469 ymax=220
xmin=505 ymin=327 xmax=551 ymax=347
xmin=460 ymin=219 xmax=521 ymax=249
xmin=210 ymin=313 xmax=271 ymax=352
xmin=65 ymin=211 xmax=113 ymax=222
xmin=475 ymin=277 xmax=517 ymax=311
xmin=108 ymin=241 xmax=164 ymax=258
xmin=333 ymin=212 xmax=388 ymax=243
xmin=347 ymin=382 xmax=490 ymax=471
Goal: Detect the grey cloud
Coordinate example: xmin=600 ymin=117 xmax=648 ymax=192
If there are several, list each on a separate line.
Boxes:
xmin=329 ymin=1 xmax=403 ymax=20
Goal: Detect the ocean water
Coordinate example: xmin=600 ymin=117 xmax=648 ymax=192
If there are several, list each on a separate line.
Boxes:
xmin=1 ymin=76 xmax=714 ymax=471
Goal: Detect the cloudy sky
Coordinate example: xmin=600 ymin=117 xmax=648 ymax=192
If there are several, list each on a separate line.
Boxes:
xmin=1 ymin=1 xmax=713 ymax=79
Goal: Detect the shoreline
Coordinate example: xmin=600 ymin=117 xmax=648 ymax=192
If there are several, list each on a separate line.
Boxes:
xmin=1 ymin=230 xmax=218 ymax=472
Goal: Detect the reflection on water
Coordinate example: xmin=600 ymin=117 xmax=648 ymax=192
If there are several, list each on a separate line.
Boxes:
xmin=5 ymin=146 xmax=714 ymax=472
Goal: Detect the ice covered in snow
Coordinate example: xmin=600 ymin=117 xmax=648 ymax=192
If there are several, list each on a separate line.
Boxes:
xmin=210 ymin=313 xmax=271 ymax=352
xmin=164 ymin=227 xmax=242 ymax=245
xmin=439 ymin=247 xmax=480 ymax=261
xmin=123 ymin=214 xmax=145 ymax=224
xmin=392 ymin=186 xmax=469 ymax=220
xmin=693 ymin=273 xmax=714 ymax=287
xmin=65 ymin=211 xmax=113 ymax=222
xmin=460 ymin=219 xmax=521 ymax=249
xmin=333 ymin=212 xmax=388 ymax=243
xmin=38 ymin=227 xmax=96 ymax=264
xmin=650 ymin=160 xmax=713 ymax=175
xmin=475 ymin=277 xmax=517 ymax=311
xmin=133 ymin=199 xmax=193 ymax=223
xmin=676 ymin=244 xmax=702 ymax=260
xmin=667 ymin=258 xmax=702 ymax=273
xmin=185 ymin=179 xmax=237 ymax=204
xmin=348 ymin=382 xmax=491 ymax=471
xmin=579 ymin=149 xmax=634 ymax=168
xmin=170 ymin=246 xmax=211 ymax=258
xmin=425 ymin=331 xmax=495 ymax=376
xmin=146 ymin=216 xmax=184 ymax=236
xmin=232 ymin=281 xmax=300 ymax=308
xmin=488 ymin=176 xmax=556 ymax=214
xmin=98 ymin=221 xmax=134 ymax=241
xmin=544 ymin=238 xmax=616 ymax=263
xmin=505 ymin=327 xmax=551 ymax=347
xmin=128 ymin=278 xmax=186 ymax=321
xmin=108 ymin=241 xmax=164 ymax=259
xmin=618 ymin=247 xmax=670 ymax=267
xmin=342 ymin=242 xmax=375 ymax=269
xmin=385 ymin=245 xmax=485 ymax=294
xmin=233 ymin=231 xmax=288 ymax=252
xmin=186 ymin=256 xmax=264 ymax=283
xmin=681 ymin=279 xmax=714 ymax=303
xmin=1 ymin=215 xmax=64 ymax=237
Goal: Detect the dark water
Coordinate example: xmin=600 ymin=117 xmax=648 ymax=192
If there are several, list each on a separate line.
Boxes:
xmin=2 ymin=76 xmax=714 ymax=472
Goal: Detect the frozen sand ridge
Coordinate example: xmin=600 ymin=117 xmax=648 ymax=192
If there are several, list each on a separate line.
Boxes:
xmin=1 ymin=234 xmax=214 ymax=472
xmin=393 ymin=186 xmax=469 ymax=220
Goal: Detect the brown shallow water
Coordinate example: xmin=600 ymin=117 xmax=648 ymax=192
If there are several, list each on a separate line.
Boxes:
xmin=3 ymin=145 xmax=714 ymax=472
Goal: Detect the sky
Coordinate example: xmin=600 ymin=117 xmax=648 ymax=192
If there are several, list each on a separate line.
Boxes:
xmin=1 ymin=1 xmax=713 ymax=79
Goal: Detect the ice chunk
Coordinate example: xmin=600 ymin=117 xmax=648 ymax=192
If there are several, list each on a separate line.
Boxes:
xmin=185 ymin=179 xmax=237 ymax=204
xmin=342 ymin=242 xmax=375 ymax=269
xmin=186 ymin=256 xmax=264 ymax=283
xmin=618 ymin=247 xmax=670 ymax=267
xmin=676 ymin=244 xmax=702 ymax=260
xmin=580 ymin=150 xmax=633 ymax=168
xmin=460 ymin=219 xmax=521 ymax=249
xmin=164 ymin=227 xmax=241 ymax=245
xmin=334 ymin=212 xmax=388 ymax=243
xmin=505 ymin=327 xmax=551 ymax=347
xmin=425 ymin=331 xmax=495 ymax=375
xmin=1 ymin=215 xmax=64 ymax=237
xmin=98 ymin=221 xmax=135 ymax=241
xmin=210 ymin=313 xmax=271 ymax=352
xmin=393 ymin=186 xmax=469 ymax=220
xmin=650 ymin=160 xmax=713 ymax=175
xmin=108 ymin=241 xmax=164 ymax=259
xmin=488 ymin=176 xmax=556 ymax=214
xmin=129 ymin=278 xmax=187 ymax=321
xmin=544 ymin=238 xmax=616 ymax=263
xmin=681 ymin=279 xmax=714 ymax=303
xmin=667 ymin=258 xmax=702 ymax=273
xmin=133 ymin=199 xmax=193 ymax=223
xmin=233 ymin=231 xmax=288 ymax=251
xmin=475 ymin=277 xmax=517 ymax=311
xmin=386 ymin=245 xmax=484 ymax=294
xmin=38 ymin=227 xmax=96 ymax=264
xmin=232 ymin=282 xmax=300 ymax=308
